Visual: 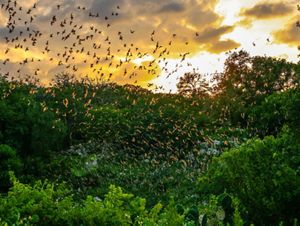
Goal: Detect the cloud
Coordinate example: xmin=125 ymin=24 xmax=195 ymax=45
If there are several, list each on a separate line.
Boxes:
xmin=158 ymin=2 xmax=186 ymax=13
xmin=0 ymin=0 xmax=238 ymax=86
xmin=195 ymin=26 xmax=234 ymax=43
xmin=205 ymin=39 xmax=240 ymax=54
xmin=238 ymin=2 xmax=295 ymax=27
xmin=240 ymin=2 xmax=293 ymax=19
xmin=272 ymin=17 xmax=300 ymax=46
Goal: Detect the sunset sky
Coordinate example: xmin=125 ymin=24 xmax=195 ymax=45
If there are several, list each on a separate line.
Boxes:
xmin=0 ymin=0 xmax=299 ymax=92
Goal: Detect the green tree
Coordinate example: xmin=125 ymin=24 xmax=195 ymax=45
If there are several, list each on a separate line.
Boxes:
xmin=213 ymin=50 xmax=300 ymax=125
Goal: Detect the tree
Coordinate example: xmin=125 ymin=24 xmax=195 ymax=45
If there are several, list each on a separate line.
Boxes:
xmin=176 ymin=72 xmax=210 ymax=98
xmin=212 ymin=50 xmax=300 ymax=125
xmin=216 ymin=50 xmax=299 ymax=103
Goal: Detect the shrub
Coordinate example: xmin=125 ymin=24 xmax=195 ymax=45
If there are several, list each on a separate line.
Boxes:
xmin=0 ymin=82 xmax=67 ymax=155
xmin=198 ymin=128 xmax=300 ymax=225
xmin=0 ymin=144 xmax=22 ymax=191
xmin=248 ymin=88 xmax=300 ymax=138
xmin=0 ymin=174 xmax=186 ymax=226
xmin=46 ymin=140 xmax=203 ymax=207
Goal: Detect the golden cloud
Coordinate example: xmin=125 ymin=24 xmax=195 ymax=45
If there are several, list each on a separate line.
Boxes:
xmin=239 ymin=2 xmax=293 ymax=19
xmin=238 ymin=2 xmax=295 ymax=28
xmin=272 ymin=17 xmax=300 ymax=46
xmin=205 ymin=39 xmax=241 ymax=54
xmin=0 ymin=0 xmax=238 ymax=86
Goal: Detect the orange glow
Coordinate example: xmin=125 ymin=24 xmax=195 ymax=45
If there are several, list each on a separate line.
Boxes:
xmin=0 ymin=0 xmax=298 ymax=91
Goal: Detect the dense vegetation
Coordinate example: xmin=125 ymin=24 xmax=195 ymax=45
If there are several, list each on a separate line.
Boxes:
xmin=0 ymin=50 xmax=299 ymax=225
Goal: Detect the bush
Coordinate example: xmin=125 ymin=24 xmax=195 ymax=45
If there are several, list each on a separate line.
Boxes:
xmin=0 ymin=81 xmax=67 ymax=155
xmin=0 ymin=173 xmax=74 ymax=225
xmin=1 ymin=174 xmax=242 ymax=226
xmin=0 ymin=144 xmax=22 ymax=191
xmin=0 ymin=175 xmax=186 ymax=225
xmin=46 ymin=140 xmax=203 ymax=207
xmin=198 ymin=128 xmax=300 ymax=225
xmin=248 ymin=88 xmax=300 ymax=137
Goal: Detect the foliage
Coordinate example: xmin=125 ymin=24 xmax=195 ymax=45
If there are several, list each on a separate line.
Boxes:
xmin=0 ymin=174 xmax=185 ymax=225
xmin=248 ymin=86 xmax=300 ymax=137
xmin=46 ymin=140 xmax=203 ymax=207
xmin=84 ymin=102 xmax=208 ymax=158
xmin=0 ymin=174 xmax=244 ymax=226
xmin=0 ymin=78 xmax=67 ymax=156
xmin=216 ymin=50 xmax=299 ymax=100
xmin=198 ymin=128 xmax=300 ymax=225
xmin=212 ymin=50 xmax=300 ymax=126
xmin=42 ymin=73 xmax=96 ymax=146
xmin=0 ymin=144 xmax=22 ymax=191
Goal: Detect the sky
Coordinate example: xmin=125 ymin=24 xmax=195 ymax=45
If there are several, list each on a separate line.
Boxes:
xmin=0 ymin=0 xmax=299 ymax=92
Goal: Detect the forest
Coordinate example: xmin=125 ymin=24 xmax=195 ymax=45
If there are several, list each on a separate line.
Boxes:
xmin=0 ymin=50 xmax=300 ymax=225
